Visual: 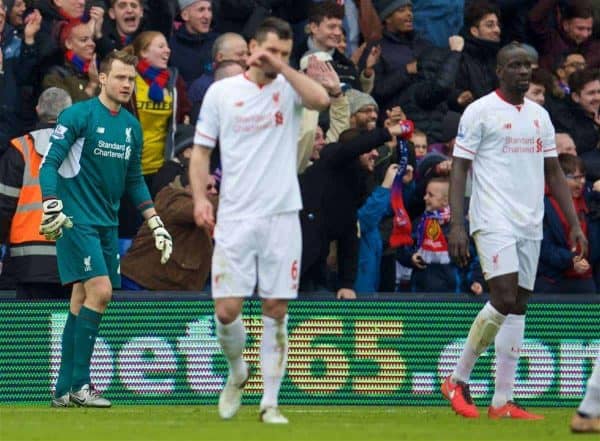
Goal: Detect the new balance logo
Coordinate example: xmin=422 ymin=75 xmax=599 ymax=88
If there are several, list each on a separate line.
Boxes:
xmin=503 ymin=123 xmax=512 ymax=130
xmin=234 ymin=101 xmax=244 ymax=107
xmin=125 ymin=127 xmax=132 ymax=143
xmin=96 ymin=127 xmax=105 ymax=134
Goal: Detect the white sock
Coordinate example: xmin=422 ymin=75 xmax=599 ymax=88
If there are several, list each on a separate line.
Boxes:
xmin=452 ymin=302 xmax=506 ymax=383
xmin=260 ymin=314 xmax=288 ymax=410
xmin=492 ymin=314 xmax=524 ymax=408
xmin=215 ymin=314 xmax=247 ymax=385
xmin=578 ymin=353 xmax=600 ymax=417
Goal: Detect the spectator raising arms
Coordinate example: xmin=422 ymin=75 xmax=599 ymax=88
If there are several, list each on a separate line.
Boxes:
xmin=372 ymin=0 xmax=432 ymax=114
xmin=42 ymin=20 xmax=100 ymax=102
xmin=0 ymin=1 xmax=42 ymax=153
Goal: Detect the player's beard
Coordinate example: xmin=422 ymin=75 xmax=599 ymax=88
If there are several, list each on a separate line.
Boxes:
xmin=264 ymin=69 xmax=277 ymax=80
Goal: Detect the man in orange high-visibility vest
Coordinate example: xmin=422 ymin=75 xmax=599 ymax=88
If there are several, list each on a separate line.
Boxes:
xmin=0 ymin=87 xmax=72 ymax=299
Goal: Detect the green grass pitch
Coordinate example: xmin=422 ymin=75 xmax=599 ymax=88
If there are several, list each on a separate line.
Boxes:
xmin=0 ymin=406 xmax=583 ymax=441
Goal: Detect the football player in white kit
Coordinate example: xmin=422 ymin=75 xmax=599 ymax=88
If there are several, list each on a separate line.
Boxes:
xmin=441 ymin=42 xmax=588 ymax=420
xmin=189 ymin=17 xmax=329 ymax=424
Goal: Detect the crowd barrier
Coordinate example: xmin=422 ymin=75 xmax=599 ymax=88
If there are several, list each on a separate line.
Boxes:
xmin=0 ymin=292 xmax=598 ymax=406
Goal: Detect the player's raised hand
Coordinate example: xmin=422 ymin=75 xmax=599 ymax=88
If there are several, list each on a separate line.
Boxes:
xmin=148 ymin=215 xmax=173 ymax=264
xmin=569 ymin=225 xmax=588 ymax=261
xmin=193 ymin=198 xmax=215 ymax=230
xmin=448 ymin=224 xmax=470 ymax=268
xmin=247 ymin=49 xmax=285 ymax=75
xmin=39 ymin=199 xmax=73 ymax=241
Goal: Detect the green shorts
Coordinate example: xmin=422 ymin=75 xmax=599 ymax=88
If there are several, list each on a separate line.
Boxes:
xmin=56 ymin=224 xmax=121 ymax=288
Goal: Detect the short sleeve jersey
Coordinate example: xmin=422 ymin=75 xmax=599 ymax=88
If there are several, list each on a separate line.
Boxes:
xmin=194 ymin=73 xmax=303 ymax=221
xmin=453 ymin=91 xmax=557 ymax=239
xmin=40 ymin=97 xmax=152 ymax=226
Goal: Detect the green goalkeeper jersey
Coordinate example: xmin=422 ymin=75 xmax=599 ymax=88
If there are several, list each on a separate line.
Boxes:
xmin=40 ymin=97 xmax=153 ymax=226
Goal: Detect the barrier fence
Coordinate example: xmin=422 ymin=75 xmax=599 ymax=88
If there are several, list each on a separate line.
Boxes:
xmin=0 ymin=297 xmax=598 ymax=406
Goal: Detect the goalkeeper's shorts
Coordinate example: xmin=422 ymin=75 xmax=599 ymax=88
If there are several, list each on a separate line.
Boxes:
xmin=56 ymin=224 xmax=121 ymax=288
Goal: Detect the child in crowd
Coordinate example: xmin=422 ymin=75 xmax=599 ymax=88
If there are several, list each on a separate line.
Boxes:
xmin=396 ymin=177 xmax=484 ymax=294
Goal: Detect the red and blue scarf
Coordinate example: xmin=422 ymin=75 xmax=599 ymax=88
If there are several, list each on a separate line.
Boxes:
xmin=137 ymin=59 xmax=170 ymax=102
xmin=65 ymin=49 xmax=91 ymax=74
xmin=389 ymin=137 xmax=413 ymax=247
xmin=416 ymin=206 xmax=451 ymax=264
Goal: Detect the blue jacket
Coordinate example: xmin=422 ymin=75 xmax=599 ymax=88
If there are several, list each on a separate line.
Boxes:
xmin=396 ymin=217 xmax=484 ymax=293
xmin=355 ymin=186 xmax=392 ymax=294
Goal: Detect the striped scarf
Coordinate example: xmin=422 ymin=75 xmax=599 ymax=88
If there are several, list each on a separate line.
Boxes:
xmin=137 ymin=59 xmax=170 ymax=102
xmin=389 ymin=138 xmax=413 ymax=247
xmin=416 ymin=206 xmax=451 ymax=264
xmin=65 ymin=49 xmax=91 ymax=74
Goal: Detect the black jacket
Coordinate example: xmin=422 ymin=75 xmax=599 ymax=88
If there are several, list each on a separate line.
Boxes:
xmin=372 ymin=30 xmax=432 ymax=112
xmin=292 ymin=37 xmax=362 ymax=91
xmin=453 ymin=34 xmax=500 ymax=106
xmin=299 ymin=128 xmax=392 ymax=289
xmin=398 ymin=47 xmax=461 ymax=144
xmin=0 ymin=25 xmax=39 ymax=153
xmin=549 ymin=97 xmax=600 ymax=156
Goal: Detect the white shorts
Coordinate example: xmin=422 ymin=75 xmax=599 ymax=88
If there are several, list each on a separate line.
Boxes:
xmin=473 ymin=230 xmax=541 ymax=291
xmin=211 ymin=211 xmax=302 ymax=299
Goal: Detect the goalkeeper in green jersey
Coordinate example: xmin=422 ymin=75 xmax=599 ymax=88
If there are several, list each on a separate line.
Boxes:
xmin=40 ymin=50 xmax=173 ymax=408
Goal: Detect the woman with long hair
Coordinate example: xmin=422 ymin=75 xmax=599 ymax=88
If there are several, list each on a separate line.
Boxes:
xmin=119 ymin=31 xmax=191 ymax=239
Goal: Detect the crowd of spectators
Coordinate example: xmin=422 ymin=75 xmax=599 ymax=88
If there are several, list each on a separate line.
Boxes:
xmin=0 ymin=0 xmax=599 ymax=298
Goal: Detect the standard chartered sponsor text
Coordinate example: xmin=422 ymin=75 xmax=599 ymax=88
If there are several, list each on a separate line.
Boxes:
xmin=94 ymin=140 xmax=127 ymax=158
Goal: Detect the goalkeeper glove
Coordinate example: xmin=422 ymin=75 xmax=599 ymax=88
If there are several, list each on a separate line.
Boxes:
xmin=147 ymin=215 xmax=172 ymax=264
xmin=39 ymin=199 xmax=73 ymax=241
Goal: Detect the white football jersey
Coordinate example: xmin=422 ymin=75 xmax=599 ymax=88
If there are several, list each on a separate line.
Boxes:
xmin=195 ymin=73 xmax=303 ymax=221
xmin=454 ymin=90 xmax=557 ymax=239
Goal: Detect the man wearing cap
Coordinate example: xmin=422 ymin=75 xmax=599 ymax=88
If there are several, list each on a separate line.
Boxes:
xmin=372 ymin=0 xmax=432 ymax=113
xmin=169 ymin=0 xmax=218 ymax=85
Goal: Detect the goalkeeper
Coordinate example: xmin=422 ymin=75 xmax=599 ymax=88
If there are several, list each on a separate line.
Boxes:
xmin=39 ymin=50 xmax=173 ymax=408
